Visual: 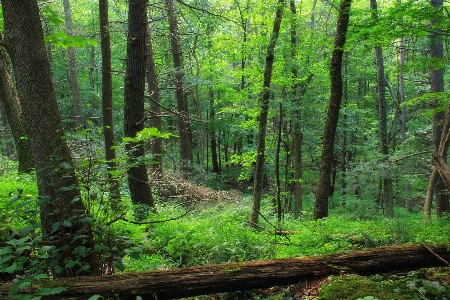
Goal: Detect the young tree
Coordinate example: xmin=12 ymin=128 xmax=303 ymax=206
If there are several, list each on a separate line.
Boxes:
xmin=100 ymin=0 xmax=121 ymax=203
xmin=0 ymin=37 xmax=34 ymax=173
xmin=146 ymin=25 xmax=164 ymax=179
xmin=124 ymin=0 xmax=155 ymax=208
xmin=63 ymin=0 xmax=84 ymax=130
xmin=314 ymin=0 xmax=352 ymax=219
xmin=1 ymin=0 xmax=97 ymax=276
xmin=164 ymin=0 xmax=193 ymax=176
xmin=371 ymin=0 xmax=393 ymax=218
xmin=250 ymin=0 xmax=285 ymax=226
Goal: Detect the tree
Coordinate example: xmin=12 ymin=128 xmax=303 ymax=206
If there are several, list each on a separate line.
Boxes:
xmin=250 ymin=0 xmax=285 ymax=226
xmin=164 ymin=0 xmax=193 ymax=176
xmin=314 ymin=0 xmax=352 ymax=219
xmin=100 ymin=0 xmax=121 ymax=203
xmin=425 ymin=0 xmax=449 ymax=219
xmin=63 ymin=0 xmax=85 ymax=130
xmin=124 ymin=0 xmax=155 ymax=208
xmin=146 ymin=26 xmax=164 ymax=180
xmin=0 ymin=35 xmax=34 ymax=173
xmin=1 ymin=0 xmax=97 ymax=276
xmin=371 ymin=0 xmax=394 ymax=218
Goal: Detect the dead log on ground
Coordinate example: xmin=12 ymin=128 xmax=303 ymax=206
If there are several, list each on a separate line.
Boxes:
xmin=1 ymin=243 xmax=449 ymax=300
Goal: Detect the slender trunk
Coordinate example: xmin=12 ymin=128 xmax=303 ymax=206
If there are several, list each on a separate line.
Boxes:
xmin=146 ymin=27 xmax=163 ymax=179
xmin=210 ymin=87 xmax=220 ymax=173
xmin=314 ymin=0 xmax=352 ymax=219
xmin=250 ymin=0 xmax=285 ymax=226
xmin=63 ymin=0 xmax=84 ymax=130
xmin=124 ymin=0 xmax=155 ymax=208
xmin=0 ymin=39 xmax=34 ymax=173
xmin=275 ymin=103 xmax=283 ymax=221
xmin=428 ymin=0 xmax=448 ymax=216
xmin=398 ymin=26 xmax=411 ymax=211
xmin=371 ymin=0 xmax=393 ymax=218
xmin=100 ymin=0 xmax=121 ymax=204
xmin=164 ymin=0 xmax=193 ymax=176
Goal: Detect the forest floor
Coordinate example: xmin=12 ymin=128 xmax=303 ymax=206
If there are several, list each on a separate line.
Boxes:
xmin=184 ymin=267 xmax=450 ymax=299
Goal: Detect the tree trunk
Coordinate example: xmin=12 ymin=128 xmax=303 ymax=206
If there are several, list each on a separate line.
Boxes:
xmin=371 ymin=0 xmax=393 ymax=218
xmin=63 ymin=0 xmax=84 ymax=130
xmin=146 ymin=26 xmax=164 ymax=180
xmin=4 ymin=243 xmax=450 ymax=300
xmin=0 ymin=36 xmax=34 ymax=173
xmin=428 ymin=0 xmax=449 ymax=216
xmin=209 ymin=87 xmax=220 ymax=174
xmin=314 ymin=0 xmax=352 ymax=219
xmin=398 ymin=21 xmax=411 ymax=211
xmin=100 ymin=0 xmax=121 ymax=205
xmin=1 ymin=0 xmax=97 ymax=276
xmin=250 ymin=0 xmax=285 ymax=226
xmin=290 ymin=0 xmax=303 ymax=217
xmin=124 ymin=0 xmax=154 ymax=208
xmin=164 ymin=0 xmax=193 ymax=176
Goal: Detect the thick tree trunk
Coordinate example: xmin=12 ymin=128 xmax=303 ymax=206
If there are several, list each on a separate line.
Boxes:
xmin=124 ymin=0 xmax=154 ymax=208
xmin=165 ymin=0 xmax=193 ymax=176
xmin=63 ymin=0 xmax=84 ymax=130
xmin=146 ymin=27 xmax=164 ymax=180
xmin=250 ymin=0 xmax=285 ymax=226
xmin=0 ymin=38 xmax=34 ymax=173
xmin=314 ymin=0 xmax=351 ymax=219
xmin=100 ymin=0 xmax=121 ymax=204
xmin=1 ymin=0 xmax=96 ymax=276
xmin=3 ymin=243 xmax=450 ymax=300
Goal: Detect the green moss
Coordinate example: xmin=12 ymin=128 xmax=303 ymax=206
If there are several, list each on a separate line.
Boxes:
xmin=317 ymin=274 xmax=450 ymax=300
xmin=220 ymin=263 xmax=242 ymax=275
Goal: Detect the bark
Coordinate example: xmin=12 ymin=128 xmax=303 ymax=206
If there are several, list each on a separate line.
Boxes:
xmin=275 ymin=103 xmax=283 ymax=221
xmin=3 ymin=243 xmax=450 ymax=300
xmin=1 ymin=0 xmax=96 ymax=276
xmin=0 ymin=36 xmax=34 ymax=173
xmin=209 ymin=87 xmax=220 ymax=174
xmin=290 ymin=0 xmax=303 ymax=217
xmin=398 ymin=25 xmax=411 ymax=211
xmin=250 ymin=0 xmax=285 ymax=226
xmin=146 ymin=26 xmax=163 ymax=180
xmin=165 ymin=0 xmax=193 ymax=176
xmin=124 ymin=0 xmax=154 ymax=208
xmin=63 ymin=0 xmax=84 ymax=130
xmin=427 ymin=0 xmax=449 ymax=216
xmin=314 ymin=0 xmax=351 ymax=219
xmin=371 ymin=0 xmax=393 ymax=218
xmin=100 ymin=0 xmax=121 ymax=204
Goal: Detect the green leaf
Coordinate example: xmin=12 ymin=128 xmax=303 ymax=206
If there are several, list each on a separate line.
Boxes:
xmin=65 ymin=260 xmax=79 ymax=268
xmin=114 ymin=260 xmax=125 ymax=272
xmin=37 ymin=287 xmax=66 ymax=296
xmin=51 ymin=222 xmax=61 ymax=234
xmin=88 ymin=295 xmax=103 ymax=300
xmin=0 ymin=248 xmax=13 ymax=255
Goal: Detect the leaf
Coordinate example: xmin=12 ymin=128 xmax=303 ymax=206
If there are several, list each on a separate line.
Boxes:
xmin=51 ymin=222 xmax=61 ymax=234
xmin=37 ymin=287 xmax=66 ymax=296
xmin=0 ymin=248 xmax=13 ymax=255
xmin=75 ymin=264 xmax=90 ymax=275
xmin=114 ymin=260 xmax=125 ymax=272
xmin=88 ymin=295 xmax=103 ymax=300
xmin=65 ymin=260 xmax=79 ymax=268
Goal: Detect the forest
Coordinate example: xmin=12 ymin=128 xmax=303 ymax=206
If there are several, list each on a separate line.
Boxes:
xmin=1 ymin=0 xmax=450 ymax=299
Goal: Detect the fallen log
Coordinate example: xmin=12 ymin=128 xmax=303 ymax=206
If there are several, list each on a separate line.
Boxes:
xmin=1 ymin=243 xmax=449 ymax=300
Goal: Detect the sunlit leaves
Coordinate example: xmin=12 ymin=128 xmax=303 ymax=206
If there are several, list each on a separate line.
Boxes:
xmin=44 ymin=31 xmax=97 ymax=49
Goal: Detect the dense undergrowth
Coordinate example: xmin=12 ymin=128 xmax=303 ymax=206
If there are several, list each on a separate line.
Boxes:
xmin=2 ymin=156 xmax=450 ymax=299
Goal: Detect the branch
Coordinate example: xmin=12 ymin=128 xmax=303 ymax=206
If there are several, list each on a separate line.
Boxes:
xmin=145 ymin=95 xmax=207 ymax=123
xmin=391 ymin=150 xmax=432 ymax=163
xmin=175 ymin=0 xmax=238 ymax=25
xmin=420 ymin=243 xmax=449 ymax=266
